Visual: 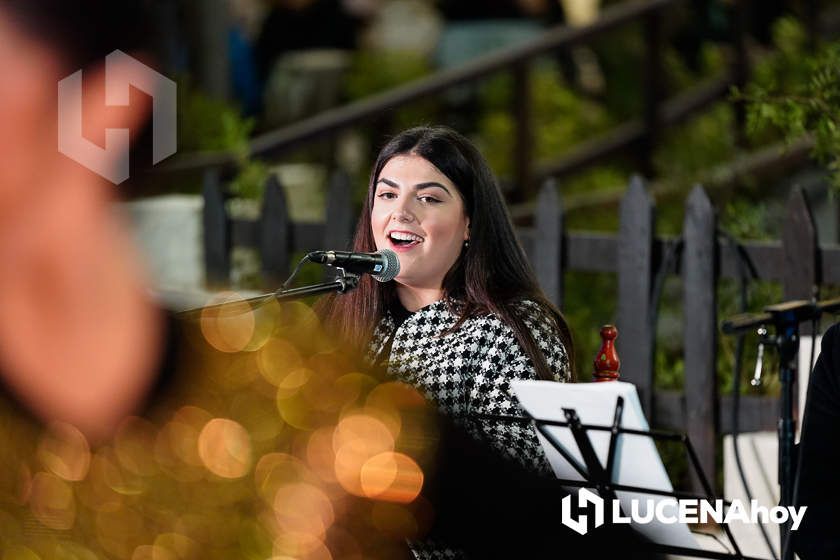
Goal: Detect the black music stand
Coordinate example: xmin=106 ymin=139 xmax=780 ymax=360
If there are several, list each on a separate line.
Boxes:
xmin=475 ymin=396 xmax=769 ymax=560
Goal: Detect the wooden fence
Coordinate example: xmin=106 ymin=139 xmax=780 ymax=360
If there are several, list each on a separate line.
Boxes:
xmin=164 ymin=0 xmax=807 ymax=201
xmin=205 ymin=172 xmax=839 ymax=492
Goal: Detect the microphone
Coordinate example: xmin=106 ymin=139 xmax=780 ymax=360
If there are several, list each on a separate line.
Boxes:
xmin=307 ymin=249 xmax=400 ymax=282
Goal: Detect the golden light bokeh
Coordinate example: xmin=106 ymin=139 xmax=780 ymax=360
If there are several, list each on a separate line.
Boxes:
xmin=332 ymin=414 xmax=395 ymax=497
xmin=0 ymin=298 xmax=442 ymax=557
xmin=276 ymin=393 xmax=320 ymax=432
xmin=230 ymin=394 xmax=284 ymax=443
xmin=1 ymin=545 xmax=41 ymax=560
xmin=130 ymin=545 xmax=160 ymax=560
xmin=158 ymin=406 xmax=213 ymax=470
xmin=199 ymin=292 xmax=256 ymax=353
xmin=36 ymin=421 xmax=91 ymax=482
xmin=243 ymin=298 xmax=282 ymax=352
xmin=273 ymin=483 xmax=335 ymax=538
xmin=100 ymin=448 xmax=145 ymax=496
xmin=254 ymin=453 xmax=313 ymax=504
xmin=29 ymin=472 xmax=76 ymax=530
xmin=197 ymin=418 xmax=252 ymax=479
xmin=257 ymin=338 xmax=304 ymax=386
xmin=75 ymin=455 xmax=124 ymax=512
xmin=367 ymin=381 xmax=427 ymax=410
xmin=332 ymin=373 xmax=380 ymax=412
xmin=95 ymin=505 xmax=146 ymax=558
xmin=17 ymin=464 xmax=32 ymax=505
xmin=274 ymin=367 xmax=313 ymax=400
xmin=360 ymin=452 xmax=424 ymax=503
xmin=153 ymin=533 xmax=199 ymax=560
xmin=273 ymin=302 xmax=320 ymax=337
xmin=272 ymin=532 xmax=333 ymax=560
xmin=305 ymin=427 xmax=338 ymax=483
xmin=114 ymin=416 xmax=159 ymax=477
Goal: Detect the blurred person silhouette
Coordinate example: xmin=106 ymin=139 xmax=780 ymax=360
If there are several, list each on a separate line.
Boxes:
xmin=229 ymin=0 xmax=266 ymax=115
xmin=0 ymin=0 xmax=167 ymax=441
xmin=791 ymin=321 xmax=840 ymax=558
xmin=254 ymin=0 xmax=369 ymax=85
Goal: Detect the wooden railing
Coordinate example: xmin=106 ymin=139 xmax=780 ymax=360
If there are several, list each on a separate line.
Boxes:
xmin=204 ymin=173 xmax=837 ymax=493
xmin=159 ymin=0 xmax=782 ymax=201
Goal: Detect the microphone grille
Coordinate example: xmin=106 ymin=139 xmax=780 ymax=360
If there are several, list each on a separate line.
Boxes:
xmin=373 ymin=249 xmax=400 ymax=282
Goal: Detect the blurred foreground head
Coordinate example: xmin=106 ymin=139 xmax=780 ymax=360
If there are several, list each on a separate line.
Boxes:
xmin=0 ymin=1 xmax=163 ymax=440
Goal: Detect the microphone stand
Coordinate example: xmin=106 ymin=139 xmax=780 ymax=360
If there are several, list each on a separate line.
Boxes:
xmin=722 ymin=296 xmax=840 ymax=560
xmin=178 ymin=268 xmax=360 ymax=318
xmin=273 ymin=268 xmax=359 ymax=302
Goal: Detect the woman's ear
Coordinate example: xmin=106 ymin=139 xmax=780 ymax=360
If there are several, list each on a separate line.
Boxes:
xmin=464 ymin=218 xmax=471 ymax=241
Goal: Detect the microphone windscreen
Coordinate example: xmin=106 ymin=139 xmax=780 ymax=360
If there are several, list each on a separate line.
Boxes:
xmin=373 ymin=249 xmax=400 ymax=282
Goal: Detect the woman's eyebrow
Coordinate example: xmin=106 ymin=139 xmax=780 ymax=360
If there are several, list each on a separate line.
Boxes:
xmin=415 ymin=182 xmax=452 ymax=196
xmin=376 ymin=178 xmax=452 ymax=197
xmin=376 ymin=178 xmax=399 ymax=188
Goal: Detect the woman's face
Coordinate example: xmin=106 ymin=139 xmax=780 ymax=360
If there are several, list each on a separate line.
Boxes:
xmin=371 ymin=154 xmax=470 ymax=291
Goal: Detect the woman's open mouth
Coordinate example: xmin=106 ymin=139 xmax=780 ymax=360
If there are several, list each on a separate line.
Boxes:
xmin=388 ymin=231 xmax=424 ymax=250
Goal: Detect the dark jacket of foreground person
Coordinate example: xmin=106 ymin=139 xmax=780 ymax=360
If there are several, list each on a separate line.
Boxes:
xmin=792 ymin=322 xmax=840 ymax=559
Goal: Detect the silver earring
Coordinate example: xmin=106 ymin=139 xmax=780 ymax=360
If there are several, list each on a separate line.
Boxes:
xmin=464 ymin=240 xmax=470 ymax=249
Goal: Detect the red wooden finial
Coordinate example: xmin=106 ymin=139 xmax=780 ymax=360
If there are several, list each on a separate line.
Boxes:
xmin=593 ymin=325 xmax=620 ymax=382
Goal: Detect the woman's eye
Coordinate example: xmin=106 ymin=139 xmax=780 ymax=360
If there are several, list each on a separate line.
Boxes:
xmin=377 ymin=192 xmax=397 ymax=200
xmin=418 ymin=196 xmax=441 ymax=204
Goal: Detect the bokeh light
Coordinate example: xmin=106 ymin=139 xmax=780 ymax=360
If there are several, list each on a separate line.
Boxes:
xmin=197 ymin=418 xmax=252 ymax=479
xmin=95 ymin=505 xmax=145 ymax=558
xmin=1 ymin=545 xmax=41 ymax=560
xmin=199 ymin=292 xmax=256 ymax=353
xmin=29 ymin=472 xmax=76 ymax=530
xmin=36 ymin=421 xmax=91 ymax=482
xmin=258 ymin=338 xmax=304 ymax=386
xmin=0 ymin=298 xmax=441 ymax=557
xmin=273 ymin=483 xmax=335 ymax=538
xmin=254 ymin=453 xmax=314 ymax=504
xmin=305 ymin=426 xmax=338 ymax=483
xmin=333 ymin=414 xmax=395 ymax=497
xmin=114 ymin=416 xmax=158 ymax=477
xmin=360 ymin=452 xmax=424 ymax=503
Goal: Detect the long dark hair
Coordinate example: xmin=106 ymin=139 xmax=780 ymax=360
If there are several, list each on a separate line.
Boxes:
xmin=319 ymin=126 xmax=575 ymax=380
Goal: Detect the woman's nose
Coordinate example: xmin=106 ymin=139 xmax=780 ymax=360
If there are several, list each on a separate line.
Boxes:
xmin=391 ymin=199 xmax=416 ymax=223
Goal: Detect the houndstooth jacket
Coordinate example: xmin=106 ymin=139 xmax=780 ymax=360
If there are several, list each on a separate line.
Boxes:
xmin=365 ymin=298 xmax=570 ymax=559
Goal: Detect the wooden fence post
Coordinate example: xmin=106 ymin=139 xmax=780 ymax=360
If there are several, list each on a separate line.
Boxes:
xmin=260 ymin=174 xmax=290 ymax=288
xmin=617 ymin=175 xmax=655 ymax=416
xmin=683 ymin=185 xmax=717 ymax=494
xmin=323 ymin=169 xmax=356 ymax=280
xmin=203 ymin=167 xmax=230 ymax=287
xmin=782 ymin=187 xmax=820 ymax=303
xmin=782 ymin=187 xmax=819 ymax=428
xmin=534 ymin=179 xmax=563 ymax=308
xmin=324 ymin=170 xmax=355 ymax=249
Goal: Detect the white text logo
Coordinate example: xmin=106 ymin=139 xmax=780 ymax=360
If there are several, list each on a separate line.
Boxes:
xmin=559 ymin=491 xmax=807 ymax=535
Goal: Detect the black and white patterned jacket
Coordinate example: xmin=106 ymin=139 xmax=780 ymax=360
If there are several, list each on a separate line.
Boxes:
xmin=366 ymin=298 xmax=570 ymax=470
xmin=365 ymin=298 xmax=570 ymax=559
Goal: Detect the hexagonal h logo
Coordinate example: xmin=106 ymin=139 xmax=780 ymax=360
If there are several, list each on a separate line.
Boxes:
xmin=58 ymin=50 xmax=176 ymax=185
xmin=561 ymin=488 xmax=605 ymax=535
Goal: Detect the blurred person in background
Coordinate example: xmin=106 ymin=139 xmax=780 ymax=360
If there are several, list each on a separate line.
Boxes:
xmin=228 ymin=0 xmax=267 ymax=115
xmin=0 ymin=0 xmax=166 ymax=441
